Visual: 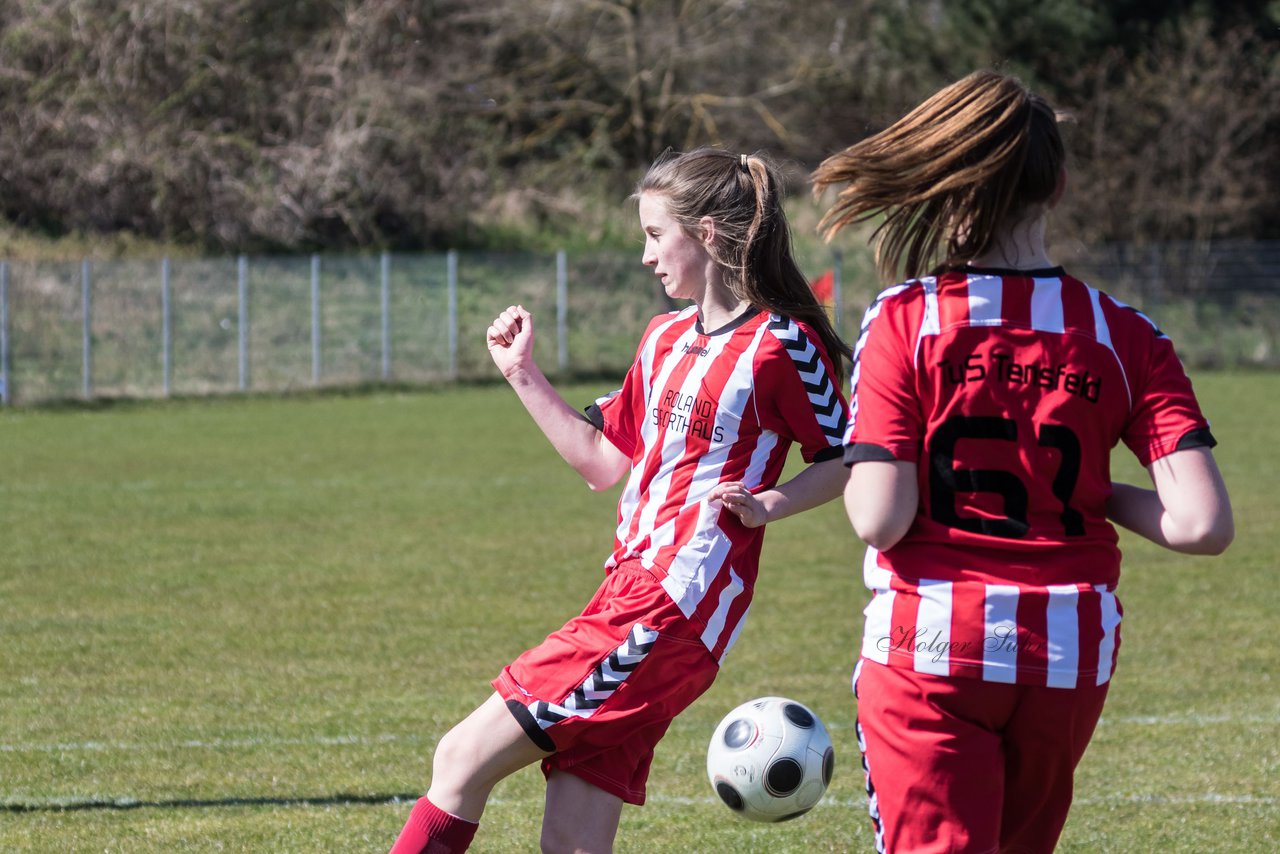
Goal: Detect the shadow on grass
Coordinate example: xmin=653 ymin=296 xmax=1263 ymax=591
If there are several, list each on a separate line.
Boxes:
xmin=2 ymin=792 xmax=421 ymax=813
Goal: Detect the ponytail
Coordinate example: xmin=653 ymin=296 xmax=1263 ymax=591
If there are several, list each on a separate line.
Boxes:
xmin=638 ymin=148 xmax=852 ymax=382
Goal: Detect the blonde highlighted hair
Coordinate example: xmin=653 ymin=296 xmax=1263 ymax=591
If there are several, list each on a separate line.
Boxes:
xmin=813 ymin=70 xmax=1065 ymax=283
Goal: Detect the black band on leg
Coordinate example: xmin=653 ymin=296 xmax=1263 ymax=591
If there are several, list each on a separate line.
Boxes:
xmin=505 ymin=699 xmax=556 ymax=753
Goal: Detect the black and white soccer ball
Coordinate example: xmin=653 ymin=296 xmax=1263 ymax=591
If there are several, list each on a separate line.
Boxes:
xmin=706 ymin=696 xmax=835 ymax=822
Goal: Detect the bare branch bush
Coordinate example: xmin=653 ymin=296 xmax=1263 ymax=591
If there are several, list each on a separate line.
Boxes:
xmin=1061 ymin=18 xmax=1279 ymax=250
xmin=0 ymin=1 xmax=1274 ymax=251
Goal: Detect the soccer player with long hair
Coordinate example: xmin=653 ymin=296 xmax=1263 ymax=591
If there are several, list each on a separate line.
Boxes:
xmin=813 ymin=71 xmax=1233 ymax=853
xmin=387 ymin=147 xmax=851 ymax=854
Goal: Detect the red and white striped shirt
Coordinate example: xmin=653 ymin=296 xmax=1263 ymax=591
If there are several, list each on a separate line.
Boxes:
xmin=589 ymin=306 xmax=848 ymax=662
xmin=845 ymin=267 xmax=1215 ymax=687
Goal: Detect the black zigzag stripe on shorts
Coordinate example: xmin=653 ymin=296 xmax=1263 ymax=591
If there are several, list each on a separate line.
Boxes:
xmin=528 ymin=623 xmax=660 ymax=731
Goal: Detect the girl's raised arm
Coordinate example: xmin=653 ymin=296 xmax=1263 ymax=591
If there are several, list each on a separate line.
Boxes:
xmin=487 ymin=305 xmax=630 ymax=491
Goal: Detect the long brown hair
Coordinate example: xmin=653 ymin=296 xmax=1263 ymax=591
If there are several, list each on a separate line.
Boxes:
xmin=812 ymin=70 xmax=1065 ymax=284
xmin=637 ymin=147 xmax=851 ymax=382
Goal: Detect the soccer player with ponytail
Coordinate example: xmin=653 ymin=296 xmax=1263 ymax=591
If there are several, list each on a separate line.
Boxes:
xmin=814 ymin=71 xmax=1233 ymax=853
xmin=387 ymin=147 xmax=851 ymax=854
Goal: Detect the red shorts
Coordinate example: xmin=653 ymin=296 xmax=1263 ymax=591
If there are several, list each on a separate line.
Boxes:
xmin=492 ymin=560 xmax=719 ymax=805
xmin=853 ymin=658 xmax=1109 ymax=854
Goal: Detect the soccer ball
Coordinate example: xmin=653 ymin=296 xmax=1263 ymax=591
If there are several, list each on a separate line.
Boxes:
xmin=706 ymin=696 xmax=835 ymax=822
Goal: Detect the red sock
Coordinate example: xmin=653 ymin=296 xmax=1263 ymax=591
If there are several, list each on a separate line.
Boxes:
xmin=388 ymin=796 xmax=478 ymax=854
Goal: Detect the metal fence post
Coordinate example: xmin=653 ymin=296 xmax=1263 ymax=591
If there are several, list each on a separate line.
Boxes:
xmin=0 ymin=262 xmax=9 ymax=406
xmin=832 ymin=249 xmax=844 ymax=334
xmin=1146 ymin=245 xmax=1163 ymax=315
xmin=556 ymin=249 xmax=568 ymax=374
xmin=311 ymin=254 xmax=321 ymax=386
xmin=82 ymin=259 xmax=92 ymax=401
xmin=237 ymin=255 xmax=248 ymax=392
xmin=380 ymin=251 xmax=391 ymax=381
xmin=447 ymin=250 xmax=458 ymax=379
xmin=161 ymin=257 xmax=172 ymax=397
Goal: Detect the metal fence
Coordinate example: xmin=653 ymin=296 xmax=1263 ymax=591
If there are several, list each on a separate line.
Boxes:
xmin=0 ymin=250 xmax=663 ymax=406
xmin=1067 ymin=240 xmax=1280 ymax=368
xmin=0 ymin=242 xmax=1276 ymax=406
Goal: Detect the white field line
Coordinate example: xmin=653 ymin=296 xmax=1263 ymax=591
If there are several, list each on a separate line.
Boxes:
xmin=0 ymin=733 xmax=429 ymax=754
xmin=3 ymin=792 xmax=1273 ymax=812
xmin=1073 ymin=794 xmax=1278 ymax=806
xmin=3 ymin=720 xmax=1275 ymax=813
xmin=633 ymin=793 xmax=1279 ymax=808
xmin=3 ymin=712 xmax=1276 ymax=755
xmin=1097 ymin=713 xmax=1280 ymax=726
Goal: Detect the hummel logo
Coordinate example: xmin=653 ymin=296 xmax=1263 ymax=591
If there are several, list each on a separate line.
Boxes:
xmin=682 ymin=342 xmax=711 ymax=356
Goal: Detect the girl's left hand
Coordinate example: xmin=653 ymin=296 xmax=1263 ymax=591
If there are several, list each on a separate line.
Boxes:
xmin=710 ymin=481 xmax=768 ymax=528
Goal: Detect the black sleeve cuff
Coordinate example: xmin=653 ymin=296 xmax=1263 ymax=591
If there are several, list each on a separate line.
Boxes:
xmin=1175 ymin=426 xmax=1218 ymax=451
xmin=844 ymin=442 xmax=898 ymax=466
xmin=814 ymin=445 xmax=844 ymax=464
xmin=584 ymin=403 xmax=605 ymax=431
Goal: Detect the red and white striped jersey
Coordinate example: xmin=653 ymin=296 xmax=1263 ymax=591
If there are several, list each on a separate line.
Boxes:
xmin=845 ymin=267 xmax=1215 ymax=687
xmin=588 ymin=306 xmax=848 ymax=662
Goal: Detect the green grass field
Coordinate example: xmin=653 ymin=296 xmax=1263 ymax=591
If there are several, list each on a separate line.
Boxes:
xmin=1 ymin=372 xmax=1276 ymax=852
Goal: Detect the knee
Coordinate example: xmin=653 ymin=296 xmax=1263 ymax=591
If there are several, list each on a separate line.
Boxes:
xmin=541 ymin=825 xmax=606 ymax=854
xmin=538 ymin=827 xmax=561 ymax=854
xmin=429 ymin=724 xmax=483 ymax=793
xmin=540 ymin=817 xmax=615 ymax=854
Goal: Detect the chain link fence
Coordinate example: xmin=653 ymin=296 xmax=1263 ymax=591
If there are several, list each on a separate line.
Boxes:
xmin=1 ymin=242 xmax=1276 ymax=406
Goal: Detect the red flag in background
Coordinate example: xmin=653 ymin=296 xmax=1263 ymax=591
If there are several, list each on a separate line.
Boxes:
xmin=810 ymin=269 xmax=834 ymax=306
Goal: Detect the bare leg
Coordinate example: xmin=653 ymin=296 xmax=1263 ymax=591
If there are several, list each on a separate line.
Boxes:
xmin=539 ymin=770 xmax=624 ymax=854
xmin=427 ymin=692 xmax=552 ymax=821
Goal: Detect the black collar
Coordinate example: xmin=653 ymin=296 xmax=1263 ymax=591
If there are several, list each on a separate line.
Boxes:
xmin=695 ymin=306 xmax=760 ymax=336
xmin=949 ymin=264 xmax=1067 ymax=278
